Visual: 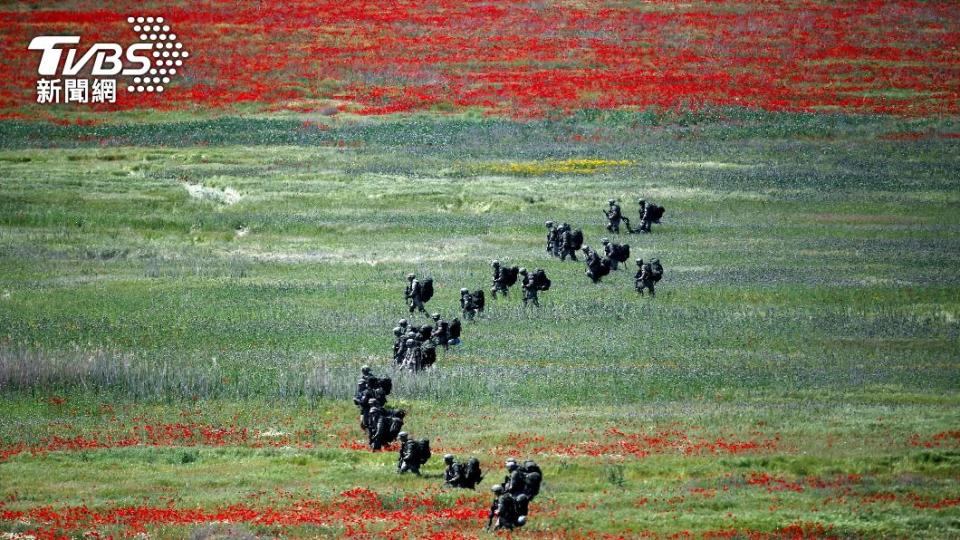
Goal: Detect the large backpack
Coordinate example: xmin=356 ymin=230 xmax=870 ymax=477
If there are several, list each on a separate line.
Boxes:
xmin=519 ymin=460 xmax=542 ymax=477
xmin=613 ymin=244 xmax=630 ymax=263
xmin=597 ymin=259 xmax=611 ymax=278
xmin=386 ymin=411 xmax=405 ymax=442
xmin=649 ymin=204 xmax=665 ymax=223
xmin=378 ymin=376 xmax=393 ymax=396
xmin=449 ymin=318 xmax=462 ymax=339
xmin=420 ymin=278 xmax=434 ymax=302
xmin=415 ymin=439 xmax=431 ymax=465
xmin=464 ymin=457 xmax=483 ymax=488
xmin=533 ymin=269 xmax=551 ymax=291
xmin=502 ymin=266 xmax=519 ymax=287
xmin=570 ymin=229 xmax=584 ymax=250
xmin=472 ymin=289 xmax=485 ymax=312
xmin=651 ymin=259 xmax=664 ymax=282
xmin=421 ymin=342 xmax=437 ymax=367
xmin=524 ymin=472 xmax=542 ymax=499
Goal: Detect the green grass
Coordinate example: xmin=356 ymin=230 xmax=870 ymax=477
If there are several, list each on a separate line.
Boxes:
xmin=0 ymin=111 xmax=958 ymax=537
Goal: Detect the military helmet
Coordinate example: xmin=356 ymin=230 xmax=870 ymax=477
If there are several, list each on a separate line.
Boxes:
xmin=608 ymin=198 xmax=616 ymax=204
xmin=369 ymin=406 xmax=380 ymax=413
xmin=393 ymin=326 xmax=402 ymax=336
xmin=405 ymin=338 xmax=416 ymax=345
xmin=431 ymin=313 xmax=441 ymax=320
xmin=491 ymin=259 xmax=500 ymax=266
xmin=398 ymin=319 xmax=408 ymax=326
xmin=561 ymin=222 xmax=569 ymax=228
xmin=516 ymin=515 xmax=527 ymax=527
xmin=636 ymin=258 xmax=643 ymax=265
xmin=545 ymin=220 xmax=553 ymax=227
xmin=638 ymin=199 xmax=646 ymax=205
xmin=443 ymin=453 xmax=454 ymax=463
xmin=516 ymin=494 xmax=528 ymax=503
xmin=398 ymin=431 xmax=408 ymax=440
xmin=460 ymin=287 xmax=469 ymax=293
xmin=491 ymin=484 xmax=503 ymax=494
xmin=406 ymin=273 xmax=415 ymax=280
xmin=518 ymin=267 xmax=527 ymax=275
xmin=368 ymin=398 xmax=378 ymax=404
xmin=601 ymin=237 xmax=609 ymax=244
xmin=361 ymin=365 xmax=371 ymax=374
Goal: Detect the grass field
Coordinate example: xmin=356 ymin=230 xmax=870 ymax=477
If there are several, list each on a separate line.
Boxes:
xmin=0 ymin=110 xmax=958 ymax=538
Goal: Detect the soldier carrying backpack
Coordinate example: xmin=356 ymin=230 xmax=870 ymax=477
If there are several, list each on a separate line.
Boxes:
xmin=518 ymin=460 xmax=543 ymax=500
xmin=558 ymin=224 xmax=580 ymax=261
xmin=404 ymin=273 xmax=428 ymax=314
xmin=397 ymin=432 xmax=431 ymax=475
xmin=460 ymin=288 xmax=480 ymax=320
xmin=444 ymin=454 xmax=483 ymax=489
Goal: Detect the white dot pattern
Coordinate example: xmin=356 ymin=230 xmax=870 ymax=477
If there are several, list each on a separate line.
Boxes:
xmin=125 ymin=15 xmax=189 ymax=94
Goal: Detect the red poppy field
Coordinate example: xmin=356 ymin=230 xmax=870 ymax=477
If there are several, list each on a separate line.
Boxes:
xmin=1 ymin=0 xmax=958 ymax=120
xmin=1 ymin=1 xmax=959 ymax=539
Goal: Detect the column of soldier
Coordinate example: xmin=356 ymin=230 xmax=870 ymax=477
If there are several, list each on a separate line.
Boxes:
xmin=546 ymin=197 xmax=666 ymax=294
xmin=353 ymin=365 xmax=543 ymax=531
xmin=354 ymin=196 xmax=666 ymax=532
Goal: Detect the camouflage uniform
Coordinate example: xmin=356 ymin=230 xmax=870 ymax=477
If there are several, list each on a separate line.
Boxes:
xmin=519 ymin=269 xmax=539 ymax=307
xmin=638 ymin=199 xmax=652 ymax=233
xmin=605 ymin=199 xmax=622 ymax=234
xmin=545 ymin=221 xmax=558 ymax=256
xmin=635 ymin=258 xmax=655 ymax=296
xmin=491 ymin=261 xmax=509 ymax=298
xmin=397 ymin=434 xmax=424 ymax=475
xmin=460 ymin=288 xmax=478 ymax=320
xmin=402 ymin=338 xmax=423 ymax=371
xmin=405 ymin=274 xmax=426 ymax=314
xmin=559 ymin=225 xmax=578 ymax=261
xmin=443 ymin=454 xmax=463 ymax=487
xmin=487 ymin=488 xmax=519 ymax=531
xmin=430 ymin=313 xmax=449 ymax=349
xmin=601 ymin=238 xmax=619 ymax=270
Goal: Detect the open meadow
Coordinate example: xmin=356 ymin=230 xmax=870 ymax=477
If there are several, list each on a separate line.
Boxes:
xmin=0 ymin=112 xmax=959 ymax=538
xmin=2 ymin=0 xmax=960 ymax=538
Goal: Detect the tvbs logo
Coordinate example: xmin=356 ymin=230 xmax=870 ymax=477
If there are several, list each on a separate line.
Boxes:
xmin=28 ymin=16 xmax=189 ymax=104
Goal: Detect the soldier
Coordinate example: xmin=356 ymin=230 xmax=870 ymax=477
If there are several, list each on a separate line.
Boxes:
xmin=601 ymin=238 xmax=619 ymax=270
xmin=354 ymin=365 xmax=373 ymax=407
xmin=366 ymin=406 xmax=383 ymax=448
xmin=545 ymin=221 xmax=558 ymax=256
xmin=635 ymin=258 xmax=655 ymax=296
xmin=397 ymin=433 xmax=430 ymax=475
xmin=360 ymin=396 xmax=382 ymax=430
xmin=605 ymin=199 xmax=622 ymax=234
xmin=371 ymin=408 xmax=404 ymax=450
xmin=398 ymin=318 xmax=408 ymax=333
xmin=443 ymin=454 xmax=463 ymax=487
xmin=486 ymin=484 xmax=519 ymax=531
xmin=430 ymin=313 xmax=450 ymax=349
xmin=518 ymin=268 xmax=539 ymax=307
xmin=491 ymin=260 xmax=510 ymax=298
xmin=638 ymin=199 xmax=653 ymax=233
xmin=459 ymin=288 xmax=476 ymax=320
xmin=559 ymin=223 xmax=578 ymax=261
xmin=444 ymin=454 xmax=483 ymax=489
xmin=504 ymin=459 xmax=527 ymax=496
xmin=401 ymin=338 xmax=422 ymax=371
xmin=404 ymin=273 xmax=426 ymax=314
xmin=583 ymin=246 xmax=611 ymax=283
